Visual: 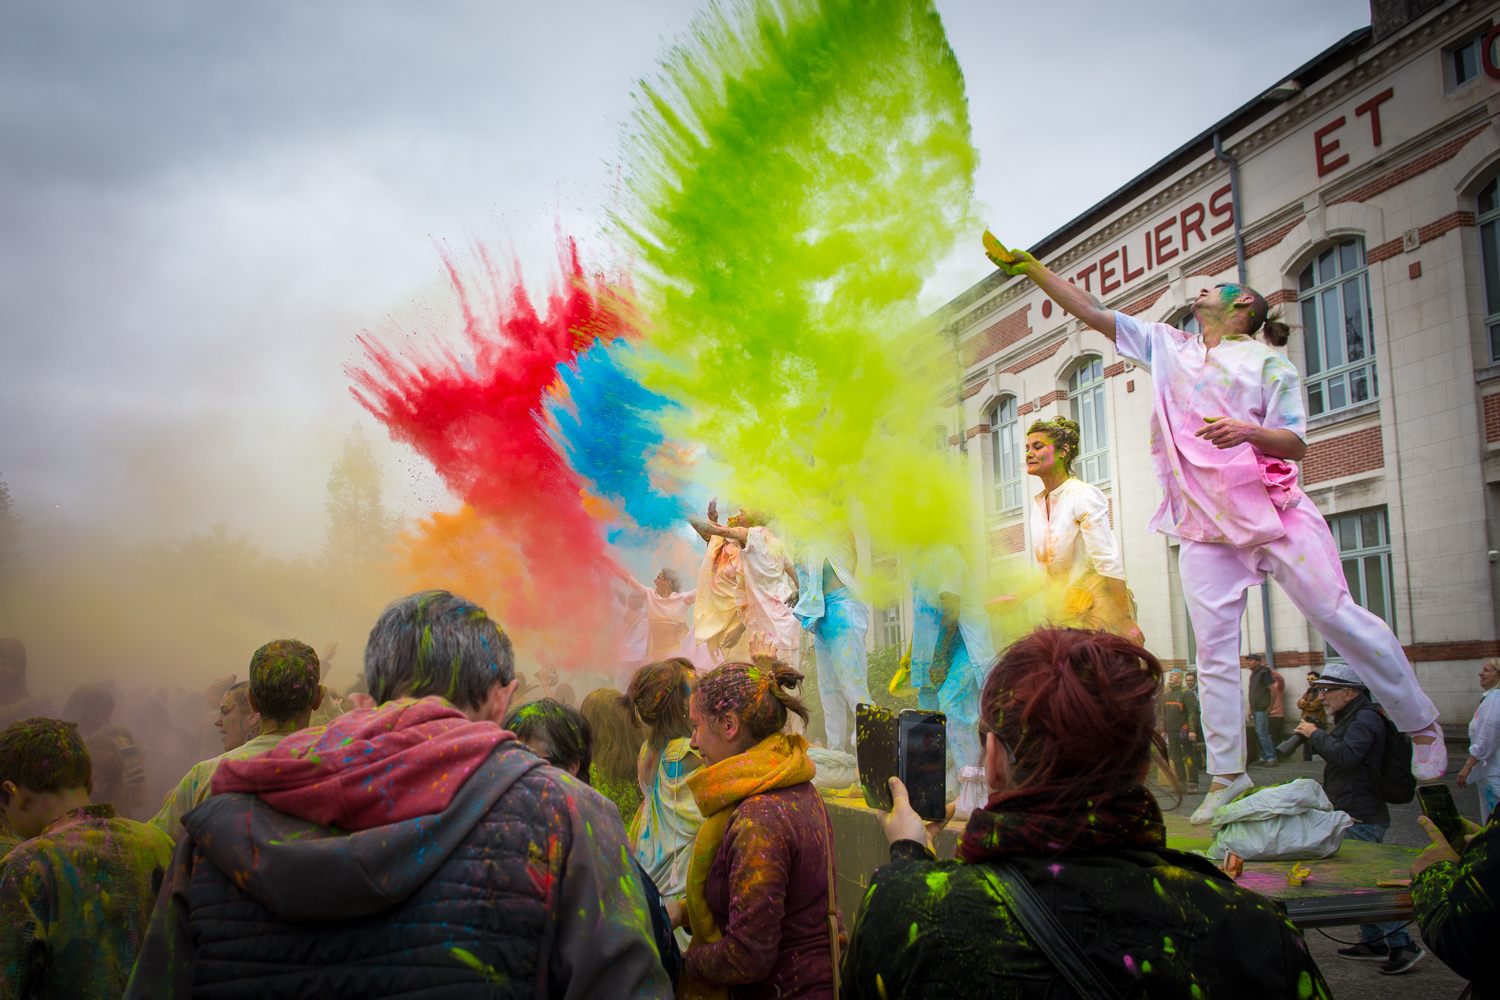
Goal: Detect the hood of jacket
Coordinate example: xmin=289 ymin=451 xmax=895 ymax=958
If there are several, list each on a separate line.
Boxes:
xmin=184 ymin=697 xmax=544 ymax=922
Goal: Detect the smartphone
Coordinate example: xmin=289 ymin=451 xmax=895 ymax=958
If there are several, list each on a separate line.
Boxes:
xmin=855 ymin=703 xmax=898 ymax=811
xmin=1416 ymin=784 xmax=1466 ymax=848
xmin=898 ymin=709 xmax=947 ymax=822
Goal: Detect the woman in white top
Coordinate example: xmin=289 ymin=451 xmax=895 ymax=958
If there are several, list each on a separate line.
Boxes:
xmin=1459 ymin=657 xmax=1500 ymax=825
xmin=615 ymin=566 xmax=698 ymax=662
xmin=689 ymin=507 xmax=802 ymax=668
xmin=993 ymin=417 xmax=1142 ymax=642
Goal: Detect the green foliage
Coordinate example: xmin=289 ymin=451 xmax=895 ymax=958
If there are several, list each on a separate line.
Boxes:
xmin=0 ymin=473 xmax=21 ymax=580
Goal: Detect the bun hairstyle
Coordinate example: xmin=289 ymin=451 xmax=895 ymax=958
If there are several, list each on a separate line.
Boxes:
xmin=1026 ymin=417 xmax=1081 ymax=476
xmin=980 ymin=627 xmax=1167 ymax=799
xmin=696 ymin=659 xmax=809 ymax=742
xmin=623 ymin=657 xmax=696 ymax=752
xmin=1243 ymin=287 xmax=1291 ymax=347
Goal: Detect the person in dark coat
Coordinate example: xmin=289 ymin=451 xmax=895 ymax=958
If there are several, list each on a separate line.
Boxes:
xmin=1293 ymin=661 xmax=1422 ymax=974
xmin=1162 ymin=669 xmax=1201 ymax=792
xmin=843 ymin=627 xmax=1328 ymax=999
xmin=1245 ymin=654 xmax=1277 ymax=767
xmin=1410 ymin=809 xmax=1496 ymax=997
xmin=124 ymin=591 xmax=670 ymax=1000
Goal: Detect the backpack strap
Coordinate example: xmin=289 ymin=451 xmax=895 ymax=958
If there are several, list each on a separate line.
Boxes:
xmin=974 ymin=861 xmax=1125 ymax=1000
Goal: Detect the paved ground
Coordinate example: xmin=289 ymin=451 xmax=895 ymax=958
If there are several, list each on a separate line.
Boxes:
xmin=1158 ymin=748 xmax=1480 ymax=998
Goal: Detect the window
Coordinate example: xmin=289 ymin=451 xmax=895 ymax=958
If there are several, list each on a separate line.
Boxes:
xmin=1068 ymin=358 xmax=1110 ymax=485
xmin=990 ymin=396 xmax=1023 ymax=511
xmin=1324 ymin=508 xmax=1395 ymax=658
xmin=1179 ymin=313 xmax=1202 ymax=335
xmin=880 ymin=603 xmax=903 ymax=650
xmin=931 ymin=424 xmax=948 ymax=451
xmin=1454 ymin=35 xmax=1481 ymax=86
xmin=1478 ymin=177 xmax=1500 ymax=361
xmin=1299 ymin=238 xmax=1377 ymax=417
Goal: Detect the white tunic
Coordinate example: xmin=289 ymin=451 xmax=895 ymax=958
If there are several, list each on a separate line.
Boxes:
xmin=1030 ymin=478 xmax=1126 ymax=586
xmin=741 ymin=526 xmax=800 ymax=651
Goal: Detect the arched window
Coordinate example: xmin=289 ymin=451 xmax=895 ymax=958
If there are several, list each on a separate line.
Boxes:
xmin=1477 ymin=177 xmax=1500 ymax=361
xmin=1068 ymin=358 xmax=1110 ymax=485
xmin=990 ymin=396 xmax=1022 ymax=512
xmin=1298 ymin=238 xmax=1375 ymax=417
xmin=1178 ymin=313 xmax=1202 ymax=334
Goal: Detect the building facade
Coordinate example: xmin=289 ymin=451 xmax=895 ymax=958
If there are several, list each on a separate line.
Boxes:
xmin=929 ymin=0 xmax=1500 ymax=724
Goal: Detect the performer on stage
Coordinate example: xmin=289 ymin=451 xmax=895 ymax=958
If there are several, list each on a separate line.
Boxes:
xmin=687 ymin=508 xmax=802 ymax=668
xmin=910 ymin=543 xmax=995 ymax=777
xmin=989 ymin=417 xmax=1142 ymax=642
xmin=613 ymin=566 xmax=697 ymax=663
xmin=983 ymin=233 xmax=1445 ymax=824
xmin=690 ymin=499 xmax=748 ymax=662
xmin=793 ymin=527 xmax=873 ymax=752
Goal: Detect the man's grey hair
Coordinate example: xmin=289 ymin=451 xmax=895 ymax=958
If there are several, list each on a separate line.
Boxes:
xmin=364 ymin=591 xmax=515 ymax=711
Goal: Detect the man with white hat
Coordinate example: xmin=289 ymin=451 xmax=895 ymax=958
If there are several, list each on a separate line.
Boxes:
xmin=1292 ymin=663 xmax=1425 ymax=975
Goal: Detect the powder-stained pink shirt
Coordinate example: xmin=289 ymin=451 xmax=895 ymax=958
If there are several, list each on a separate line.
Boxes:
xmin=1114 ymin=312 xmax=1307 ymax=547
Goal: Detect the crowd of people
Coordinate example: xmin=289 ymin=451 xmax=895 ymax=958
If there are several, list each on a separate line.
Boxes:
xmin=2 ymin=266 xmax=1498 ymax=998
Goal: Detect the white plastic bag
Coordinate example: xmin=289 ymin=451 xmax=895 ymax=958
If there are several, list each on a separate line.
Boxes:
xmin=1206 ymin=778 xmax=1353 ymax=861
xmin=809 ymin=747 xmax=858 ymax=790
xmin=954 ymin=766 xmax=988 ymax=820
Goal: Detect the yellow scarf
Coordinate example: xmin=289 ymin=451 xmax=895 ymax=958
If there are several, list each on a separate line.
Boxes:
xmin=680 ymin=732 xmax=815 ymax=999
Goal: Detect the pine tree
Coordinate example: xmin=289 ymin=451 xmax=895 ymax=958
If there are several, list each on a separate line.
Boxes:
xmin=322 ymin=426 xmax=402 ymax=574
xmin=0 ymin=473 xmax=21 ymax=580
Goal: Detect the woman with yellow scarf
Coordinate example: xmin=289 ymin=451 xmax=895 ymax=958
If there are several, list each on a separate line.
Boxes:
xmin=667 ymin=635 xmax=843 ymax=1000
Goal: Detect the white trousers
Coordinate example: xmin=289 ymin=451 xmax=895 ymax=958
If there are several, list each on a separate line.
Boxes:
xmin=1179 ymin=502 xmax=1438 ymax=777
xmin=812 ymin=590 xmax=873 ymax=751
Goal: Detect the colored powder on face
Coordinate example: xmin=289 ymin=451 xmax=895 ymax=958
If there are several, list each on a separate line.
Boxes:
xmin=616 ymin=0 xmax=979 ymax=550
xmin=350 ymin=239 xmax=632 ymax=661
xmin=545 ymin=339 xmax=699 ymax=544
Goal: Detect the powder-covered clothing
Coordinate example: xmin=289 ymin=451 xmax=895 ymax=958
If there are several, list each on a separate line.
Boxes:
xmin=623 ymin=574 xmax=698 ymax=660
xmin=1471 ymin=687 xmax=1500 ymax=786
xmin=633 ymin=737 xmax=705 ymax=898
xmin=806 ymin=588 xmax=872 ymax=752
xmin=148 ymin=732 xmax=289 ymax=840
xmin=688 ymin=782 xmax=840 ymax=1000
xmin=697 ymin=536 xmax=745 ymax=645
xmin=592 ymin=766 xmax=645 ymax=828
xmin=0 ymin=815 xmax=19 ymax=864
xmin=844 ymin=786 xmax=1329 ymax=1000
xmin=910 ymin=544 xmax=994 ymax=774
xmin=741 ymin=527 xmax=801 ymax=658
xmin=1030 ymin=478 xmax=1125 ymax=586
xmin=1412 ymin=811 xmax=1498 ymax=997
xmin=1113 ymin=311 xmax=1307 ymax=547
xmin=126 ymin=698 xmax=669 ymax=999
xmin=0 ymin=803 xmax=173 ymax=1000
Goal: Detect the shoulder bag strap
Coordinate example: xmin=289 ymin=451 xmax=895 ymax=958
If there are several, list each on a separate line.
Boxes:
xmin=974 ymin=860 xmax=1125 ymax=1000
xmin=815 ymin=795 xmax=842 ymax=995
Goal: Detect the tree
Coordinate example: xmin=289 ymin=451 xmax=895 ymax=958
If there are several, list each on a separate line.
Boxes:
xmin=323 ymin=426 xmax=402 ymax=575
xmin=0 ymin=473 xmax=21 ymax=580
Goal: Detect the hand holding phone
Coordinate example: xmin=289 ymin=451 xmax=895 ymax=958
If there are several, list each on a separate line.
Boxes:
xmin=1416 ymin=784 xmax=1465 ymax=848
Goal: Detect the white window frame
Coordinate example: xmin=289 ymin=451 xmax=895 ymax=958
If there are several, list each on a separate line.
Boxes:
xmin=1298 ymin=238 xmax=1378 ymax=418
xmin=1068 ymin=357 xmax=1110 ymax=486
xmin=1323 ymin=507 xmax=1395 ymax=659
xmin=990 ymin=395 xmax=1023 ymax=513
xmin=1478 ymin=176 xmax=1500 ymax=362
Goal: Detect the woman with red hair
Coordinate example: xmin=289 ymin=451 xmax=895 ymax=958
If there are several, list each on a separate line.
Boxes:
xmin=841 ymin=627 xmax=1328 ymax=998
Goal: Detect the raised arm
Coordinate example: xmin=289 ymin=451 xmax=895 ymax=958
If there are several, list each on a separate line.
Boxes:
xmin=984 ymin=232 xmax=1116 ymax=340
xmin=609 ymin=560 xmax=649 ymax=596
xmin=690 ymin=517 xmax=749 ymax=547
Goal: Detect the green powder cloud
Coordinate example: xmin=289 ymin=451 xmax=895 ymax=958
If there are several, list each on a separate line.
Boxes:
xmin=617 ymin=0 xmax=978 ymax=553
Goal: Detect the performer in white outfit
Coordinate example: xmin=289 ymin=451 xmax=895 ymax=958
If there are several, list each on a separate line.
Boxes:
xmin=687 ymin=508 xmax=802 ymax=668
xmin=982 ymin=232 xmax=1445 ymax=826
xmin=691 ymin=499 xmax=749 ymax=662
xmin=1459 ymin=658 xmax=1500 ymax=825
xmin=613 ymin=566 xmax=697 ymax=663
xmin=910 ymin=543 xmax=996 ymax=777
xmin=991 ymin=417 xmax=1141 ymax=641
xmin=794 ymin=527 xmax=874 ymax=752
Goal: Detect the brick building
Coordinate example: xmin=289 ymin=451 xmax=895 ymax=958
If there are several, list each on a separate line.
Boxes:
xmin=925 ymin=0 xmax=1500 ymax=723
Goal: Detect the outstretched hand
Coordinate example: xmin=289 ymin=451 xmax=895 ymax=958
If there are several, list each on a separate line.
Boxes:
xmin=982 ymin=231 xmax=1037 ymax=277
xmin=747 ymin=630 xmax=778 ymax=662
xmin=877 ymin=776 xmax=955 ymax=851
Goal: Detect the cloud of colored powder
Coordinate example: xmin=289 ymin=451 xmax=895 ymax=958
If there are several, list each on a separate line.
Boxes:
xmin=348 ymin=238 xmax=631 ymax=661
xmin=616 ymin=0 xmax=979 ymax=552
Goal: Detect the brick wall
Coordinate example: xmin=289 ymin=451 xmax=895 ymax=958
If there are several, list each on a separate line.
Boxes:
xmin=964 ymin=304 xmax=1032 ymax=366
xmin=1302 ymin=426 xmax=1383 ymax=484
xmin=1328 ymin=125 xmax=1489 ymax=206
xmin=1485 ymin=394 xmax=1500 ymax=444
xmin=1003 ymin=340 xmax=1064 ymax=375
xmin=990 ymin=523 xmax=1025 ymax=559
xmin=1188 ymin=217 xmax=1305 ymax=279
xmin=1404 ymin=640 xmax=1500 ymax=662
xmin=1369 ymin=210 xmax=1476 ymax=263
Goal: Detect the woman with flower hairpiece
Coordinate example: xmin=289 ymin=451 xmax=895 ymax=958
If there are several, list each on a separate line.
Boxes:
xmin=989 ymin=417 xmax=1142 ymax=643
xmin=666 ymin=635 xmax=843 ymax=1000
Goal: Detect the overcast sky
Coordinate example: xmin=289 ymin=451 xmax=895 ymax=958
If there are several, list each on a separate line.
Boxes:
xmin=0 ymin=0 xmax=1372 ymax=558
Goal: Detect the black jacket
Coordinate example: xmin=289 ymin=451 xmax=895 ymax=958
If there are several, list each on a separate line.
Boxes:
xmin=1413 ymin=813 xmax=1499 ymax=998
xmin=124 ymin=743 xmax=671 ymax=999
xmin=1162 ymin=687 xmax=1200 ymax=735
xmin=1307 ymin=692 xmax=1388 ymax=825
xmin=1247 ymin=666 xmax=1274 ymax=713
xmin=842 ymin=841 xmax=1327 ymax=999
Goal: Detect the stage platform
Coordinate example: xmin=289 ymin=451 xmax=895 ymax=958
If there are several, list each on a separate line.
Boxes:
xmin=824 ymin=793 xmax=1418 ymax=928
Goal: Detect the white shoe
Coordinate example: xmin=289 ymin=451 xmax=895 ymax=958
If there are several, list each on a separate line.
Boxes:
xmin=1411 ymin=722 xmax=1447 ymax=783
xmin=1189 ymin=773 xmax=1254 ymax=826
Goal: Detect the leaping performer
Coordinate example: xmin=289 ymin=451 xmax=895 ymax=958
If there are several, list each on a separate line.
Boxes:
xmin=982 ymin=233 xmax=1445 ymax=824
xmin=691 ymin=499 xmax=749 ymax=663
xmin=688 ymin=507 xmax=802 ymax=669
